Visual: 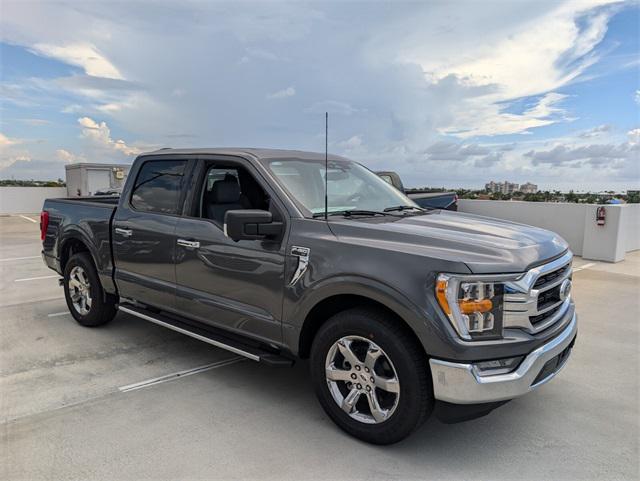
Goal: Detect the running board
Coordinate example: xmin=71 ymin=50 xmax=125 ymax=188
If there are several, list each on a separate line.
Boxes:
xmin=118 ymin=305 xmax=293 ymax=367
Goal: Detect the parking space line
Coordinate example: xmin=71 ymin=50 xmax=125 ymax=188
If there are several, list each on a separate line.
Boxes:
xmin=14 ymin=275 xmax=59 ymax=282
xmin=18 ymin=215 xmax=38 ymax=223
xmin=0 ymin=255 xmax=41 ymax=262
xmin=48 ymin=311 xmax=70 ymax=317
xmin=574 ymin=262 xmax=597 ymax=272
xmin=119 ymin=357 xmax=244 ymax=393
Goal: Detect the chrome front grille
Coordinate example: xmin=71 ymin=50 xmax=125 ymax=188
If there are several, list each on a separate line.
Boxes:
xmin=532 ymin=263 xmax=570 ymax=289
xmin=503 ymin=251 xmax=573 ymax=334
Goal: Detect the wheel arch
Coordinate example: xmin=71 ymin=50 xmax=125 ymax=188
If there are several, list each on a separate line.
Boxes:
xmin=294 ymin=280 xmax=429 ymax=359
xmin=59 ymin=235 xmax=93 ymax=271
xmin=58 ymin=230 xmax=118 ymax=298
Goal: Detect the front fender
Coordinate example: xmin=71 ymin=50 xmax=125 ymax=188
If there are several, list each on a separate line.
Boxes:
xmin=282 ymin=274 xmax=435 ymax=356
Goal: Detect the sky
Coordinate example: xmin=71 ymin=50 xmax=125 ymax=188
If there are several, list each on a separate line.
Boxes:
xmin=0 ymin=0 xmax=638 ymax=191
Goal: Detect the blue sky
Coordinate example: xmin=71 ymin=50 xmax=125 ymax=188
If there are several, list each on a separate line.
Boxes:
xmin=1 ymin=0 xmax=638 ymax=190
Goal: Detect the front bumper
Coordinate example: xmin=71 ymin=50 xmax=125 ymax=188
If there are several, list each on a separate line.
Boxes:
xmin=430 ymin=312 xmax=577 ymax=404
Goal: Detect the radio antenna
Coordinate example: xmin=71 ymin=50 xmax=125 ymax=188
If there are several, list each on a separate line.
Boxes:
xmin=324 ymin=111 xmax=328 ymax=221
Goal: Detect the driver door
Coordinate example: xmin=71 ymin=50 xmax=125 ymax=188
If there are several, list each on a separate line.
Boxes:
xmin=174 ymin=159 xmax=287 ymax=345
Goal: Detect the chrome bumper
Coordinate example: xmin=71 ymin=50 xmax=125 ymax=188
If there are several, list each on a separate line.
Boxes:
xmin=430 ymin=312 xmax=577 ymax=404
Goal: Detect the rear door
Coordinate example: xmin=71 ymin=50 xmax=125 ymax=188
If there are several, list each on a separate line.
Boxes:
xmin=113 ymin=157 xmax=191 ymax=311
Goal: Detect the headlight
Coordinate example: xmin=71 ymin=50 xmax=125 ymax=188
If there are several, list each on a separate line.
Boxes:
xmin=436 ymin=274 xmax=506 ymax=340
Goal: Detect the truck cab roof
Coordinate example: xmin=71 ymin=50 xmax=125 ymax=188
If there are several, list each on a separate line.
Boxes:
xmin=142 ymin=147 xmax=349 ymax=163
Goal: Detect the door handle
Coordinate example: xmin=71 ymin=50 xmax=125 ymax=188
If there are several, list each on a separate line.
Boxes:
xmin=115 ymin=228 xmax=133 ymax=237
xmin=177 ymin=239 xmax=200 ymax=249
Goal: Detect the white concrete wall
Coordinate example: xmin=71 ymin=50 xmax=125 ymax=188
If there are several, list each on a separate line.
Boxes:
xmin=621 ymin=204 xmax=640 ymax=253
xmin=458 ymin=200 xmax=639 ymax=262
xmin=0 ymin=187 xmax=67 ymax=215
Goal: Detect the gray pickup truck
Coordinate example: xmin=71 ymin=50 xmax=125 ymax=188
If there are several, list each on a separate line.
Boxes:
xmin=41 ymin=148 xmax=577 ymax=444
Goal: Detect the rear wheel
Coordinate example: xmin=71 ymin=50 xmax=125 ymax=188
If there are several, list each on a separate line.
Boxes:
xmin=310 ymin=307 xmax=433 ymax=444
xmin=63 ymin=252 xmax=117 ymax=327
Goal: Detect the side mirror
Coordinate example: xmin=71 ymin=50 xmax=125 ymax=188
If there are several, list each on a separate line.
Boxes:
xmin=224 ymin=209 xmax=283 ymax=241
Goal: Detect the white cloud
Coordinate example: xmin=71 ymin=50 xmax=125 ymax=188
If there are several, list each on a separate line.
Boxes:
xmin=579 ymin=124 xmax=611 ymax=138
xmin=370 ymin=0 xmax=619 ymax=137
xmin=78 ymin=117 xmax=141 ymax=156
xmin=0 ymin=153 xmax=31 ymax=170
xmin=524 ymin=140 xmax=639 ymax=169
xmin=56 ymin=149 xmax=85 ymax=163
xmin=0 ymin=133 xmax=31 ymax=170
xmin=31 ymin=43 xmax=123 ymax=79
xmin=628 ymin=128 xmax=640 ymax=144
xmin=442 ymin=92 xmax=570 ymax=138
xmin=337 ymin=135 xmax=363 ymax=151
xmin=267 ymin=86 xmax=295 ymax=99
xmin=635 ymin=90 xmax=640 ymax=105
xmin=0 ymin=133 xmax=21 ymax=147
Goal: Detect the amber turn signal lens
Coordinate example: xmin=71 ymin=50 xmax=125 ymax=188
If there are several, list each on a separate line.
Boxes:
xmin=436 ymin=279 xmax=451 ymax=315
xmin=458 ymin=298 xmax=493 ymax=314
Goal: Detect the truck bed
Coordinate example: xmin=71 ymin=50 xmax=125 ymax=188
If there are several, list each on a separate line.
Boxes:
xmin=41 ymin=196 xmax=118 ymax=294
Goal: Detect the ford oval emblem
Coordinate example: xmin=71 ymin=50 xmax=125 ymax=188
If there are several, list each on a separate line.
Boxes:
xmin=559 ymin=278 xmax=572 ymax=301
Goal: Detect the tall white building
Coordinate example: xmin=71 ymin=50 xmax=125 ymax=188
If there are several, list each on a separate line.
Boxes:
xmin=520 ymin=182 xmax=538 ymax=194
xmin=485 ymin=181 xmax=520 ymax=194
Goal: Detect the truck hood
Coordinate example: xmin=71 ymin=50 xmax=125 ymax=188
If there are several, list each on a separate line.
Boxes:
xmin=328 ymin=210 xmax=569 ymax=274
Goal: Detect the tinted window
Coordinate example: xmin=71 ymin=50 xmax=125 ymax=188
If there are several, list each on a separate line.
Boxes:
xmin=130 ymin=160 xmax=186 ymax=214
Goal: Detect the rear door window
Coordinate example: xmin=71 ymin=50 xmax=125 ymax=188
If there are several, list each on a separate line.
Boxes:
xmin=130 ymin=160 xmax=187 ymax=214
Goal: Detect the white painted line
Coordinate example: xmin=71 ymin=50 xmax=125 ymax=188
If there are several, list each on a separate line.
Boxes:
xmin=48 ymin=311 xmax=70 ymax=317
xmin=14 ymin=275 xmax=59 ymax=282
xmin=0 ymin=255 xmax=41 ymax=262
xmin=18 ymin=215 xmax=38 ymax=223
xmin=574 ymin=262 xmax=597 ymax=272
xmin=119 ymin=357 xmax=244 ymax=393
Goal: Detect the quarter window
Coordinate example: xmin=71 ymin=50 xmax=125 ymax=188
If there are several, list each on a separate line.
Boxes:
xmin=130 ymin=160 xmax=187 ymax=214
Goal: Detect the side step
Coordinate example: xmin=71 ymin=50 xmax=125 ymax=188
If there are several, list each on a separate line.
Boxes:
xmin=118 ymin=304 xmax=294 ymax=367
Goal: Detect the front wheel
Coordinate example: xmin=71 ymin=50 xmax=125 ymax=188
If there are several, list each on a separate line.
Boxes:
xmin=63 ymin=252 xmax=117 ymax=327
xmin=310 ymin=307 xmax=433 ymax=444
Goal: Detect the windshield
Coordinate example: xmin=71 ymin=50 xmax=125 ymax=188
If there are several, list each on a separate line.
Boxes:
xmin=265 ymin=158 xmax=418 ymax=217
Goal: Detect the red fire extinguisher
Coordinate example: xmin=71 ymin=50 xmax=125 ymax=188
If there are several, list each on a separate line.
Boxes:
xmin=596 ymin=206 xmax=606 ymax=226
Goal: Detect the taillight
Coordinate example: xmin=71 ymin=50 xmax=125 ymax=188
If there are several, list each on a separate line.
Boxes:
xmin=40 ymin=211 xmax=49 ymax=241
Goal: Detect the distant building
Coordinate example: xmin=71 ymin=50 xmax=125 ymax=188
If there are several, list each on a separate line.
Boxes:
xmin=520 ymin=182 xmax=538 ymax=194
xmin=485 ymin=180 xmax=520 ymax=194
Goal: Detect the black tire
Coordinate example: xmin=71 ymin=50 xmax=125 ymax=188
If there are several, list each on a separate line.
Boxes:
xmin=63 ymin=252 xmax=117 ymax=327
xmin=310 ymin=307 xmax=433 ymax=445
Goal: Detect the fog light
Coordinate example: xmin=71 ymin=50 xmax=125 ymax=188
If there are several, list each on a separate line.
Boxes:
xmin=473 ymin=356 xmax=523 ymax=376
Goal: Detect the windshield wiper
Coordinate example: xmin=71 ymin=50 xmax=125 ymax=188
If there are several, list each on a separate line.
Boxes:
xmin=312 ymin=209 xmax=394 ymax=218
xmin=383 ymin=205 xmax=425 ymax=212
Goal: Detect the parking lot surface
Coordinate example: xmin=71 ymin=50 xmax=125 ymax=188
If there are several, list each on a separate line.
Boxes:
xmin=1 ymin=214 xmax=638 ymax=480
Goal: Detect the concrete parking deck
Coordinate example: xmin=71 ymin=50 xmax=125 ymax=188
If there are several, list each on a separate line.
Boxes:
xmin=1 ymin=214 xmax=638 ymax=480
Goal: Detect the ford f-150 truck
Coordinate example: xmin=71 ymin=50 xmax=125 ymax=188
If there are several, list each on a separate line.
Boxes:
xmin=41 ymin=148 xmax=577 ymax=444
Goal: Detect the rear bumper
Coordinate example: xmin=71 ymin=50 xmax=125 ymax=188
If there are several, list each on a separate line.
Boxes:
xmin=42 ymin=251 xmax=61 ymax=274
xmin=430 ymin=312 xmax=577 ymax=404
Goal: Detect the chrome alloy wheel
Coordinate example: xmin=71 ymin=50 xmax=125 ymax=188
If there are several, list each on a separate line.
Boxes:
xmin=68 ymin=266 xmax=92 ymax=315
xmin=325 ymin=336 xmax=400 ymax=424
